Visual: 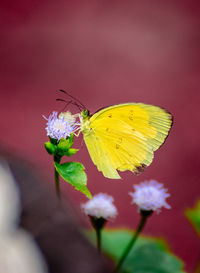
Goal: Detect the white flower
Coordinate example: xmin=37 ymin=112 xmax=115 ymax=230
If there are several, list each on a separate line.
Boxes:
xmin=44 ymin=111 xmax=79 ymax=141
xmin=59 ymin=111 xmax=76 ymax=124
xmin=129 ymin=180 xmax=170 ymax=213
xmin=82 ymin=193 xmax=118 ymax=219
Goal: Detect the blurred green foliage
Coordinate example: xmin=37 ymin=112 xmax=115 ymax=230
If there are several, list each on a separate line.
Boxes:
xmin=87 ymin=229 xmax=185 ymax=273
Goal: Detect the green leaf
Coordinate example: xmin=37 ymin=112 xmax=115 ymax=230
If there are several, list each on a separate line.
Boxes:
xmin=185 ymin=200 xmax=200 ymax=237
xmin=65 ymin=148 xmax=79 ymax=156
xmin=44 ymin=142 xmax=56 ymax=155
xmin=86 ymin=229 xmax=185 ymax=273
xmin=54 ymin=162 xmax=92 ymax=199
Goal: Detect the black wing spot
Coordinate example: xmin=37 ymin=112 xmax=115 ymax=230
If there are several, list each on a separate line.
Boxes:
xmin=134 ymin=164 xmax=147 ymax=175
xmin=108 ymin=114 xmax=112 ymax=118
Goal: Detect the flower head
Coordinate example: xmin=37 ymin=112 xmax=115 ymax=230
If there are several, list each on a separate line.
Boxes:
xmin=81 ymin=193 xmax=118 ymax=219
xmin=59 ymin=111 xmax=76 ymax=124
xmin=129 ymin=180 xmax=170 ymax=213
xmin=44 ymin=111 xmax=79 ymax=141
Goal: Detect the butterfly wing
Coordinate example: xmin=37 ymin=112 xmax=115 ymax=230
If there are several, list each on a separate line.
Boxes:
xmin=82 ymin=103 xmax=173 ymax=179
xmin=83 ymin=130 xmax=121 ymax=178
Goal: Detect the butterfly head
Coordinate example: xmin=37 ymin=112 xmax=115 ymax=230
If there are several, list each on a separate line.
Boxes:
xmin=81 ymin=109 xmax=91 ymax=119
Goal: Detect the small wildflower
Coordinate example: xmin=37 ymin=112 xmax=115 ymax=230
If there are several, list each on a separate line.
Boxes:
xmin=59 ymin=111 xmax=76 ymax=124
xmin=129 ymin=180 xmax=170 ymax=213
xmin=44 ymin=111 xmax=79 ymax=141
xmin=82 ymin=193 xmax=118 ymax=219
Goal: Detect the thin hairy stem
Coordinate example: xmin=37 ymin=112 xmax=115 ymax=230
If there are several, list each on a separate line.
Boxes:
xmin=113 ymin=211 xmax=152 ymax=272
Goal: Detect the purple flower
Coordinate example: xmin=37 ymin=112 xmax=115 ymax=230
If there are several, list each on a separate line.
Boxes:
xmin=44 ymin=111 xmax=79 ymax=141
xmin=129 ymin=180 xmax=170 ymax=213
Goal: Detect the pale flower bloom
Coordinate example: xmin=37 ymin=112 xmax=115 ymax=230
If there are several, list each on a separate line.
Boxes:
xmin=129 ymin=180 xmax=170 ymax=213
xmin=44 ymin=111 xmax=79 ymax=141
xmin=82 ymin=193 xmax=118 ymax=219
xmin=59 ymin=111 xmax=76 ymax=124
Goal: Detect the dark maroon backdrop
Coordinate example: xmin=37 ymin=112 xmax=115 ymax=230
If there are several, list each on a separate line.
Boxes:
xmin=1 ymin=1 xmax=200 ymax=272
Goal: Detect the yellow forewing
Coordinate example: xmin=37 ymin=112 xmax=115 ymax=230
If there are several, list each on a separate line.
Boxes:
xmin=82 ymin=103 xmax=173 ymax=179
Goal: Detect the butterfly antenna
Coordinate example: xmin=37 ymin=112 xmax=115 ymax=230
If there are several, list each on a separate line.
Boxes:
xmin=56 ymin=98 xmax=82 ymax=112
xmin=59 ymin=89 xmax=86 ymax=110
xmin=56 ymin=98 xmax=72 ymax=106
xmin=72 ymin=101 xmax=82 ymax=111
xmin=56 ymin=98 xmax=73 ymax=112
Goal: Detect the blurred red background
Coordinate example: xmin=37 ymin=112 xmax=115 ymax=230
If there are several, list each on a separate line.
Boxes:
xmin=0 ymin=1 xmax=200 ymax=272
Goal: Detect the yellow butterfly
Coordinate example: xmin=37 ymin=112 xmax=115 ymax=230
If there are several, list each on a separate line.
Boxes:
xmin=80 ymin=103 xmax=173 ymax=179
xmin=58 ymin=91 xmax=173 ymax=179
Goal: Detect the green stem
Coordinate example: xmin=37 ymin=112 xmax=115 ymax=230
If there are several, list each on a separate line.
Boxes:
xmin=113 ymin=210 xmax=152 ymax=273
xmin=96 ymin=227 xmax=101 ymax=253
xmin=89 ymin=216 xmax=106 ymax=254
xmin=54 ymin=155 xmax=61 ymax=199
xmin=54 ymin=167 xmax=61 ymax=199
